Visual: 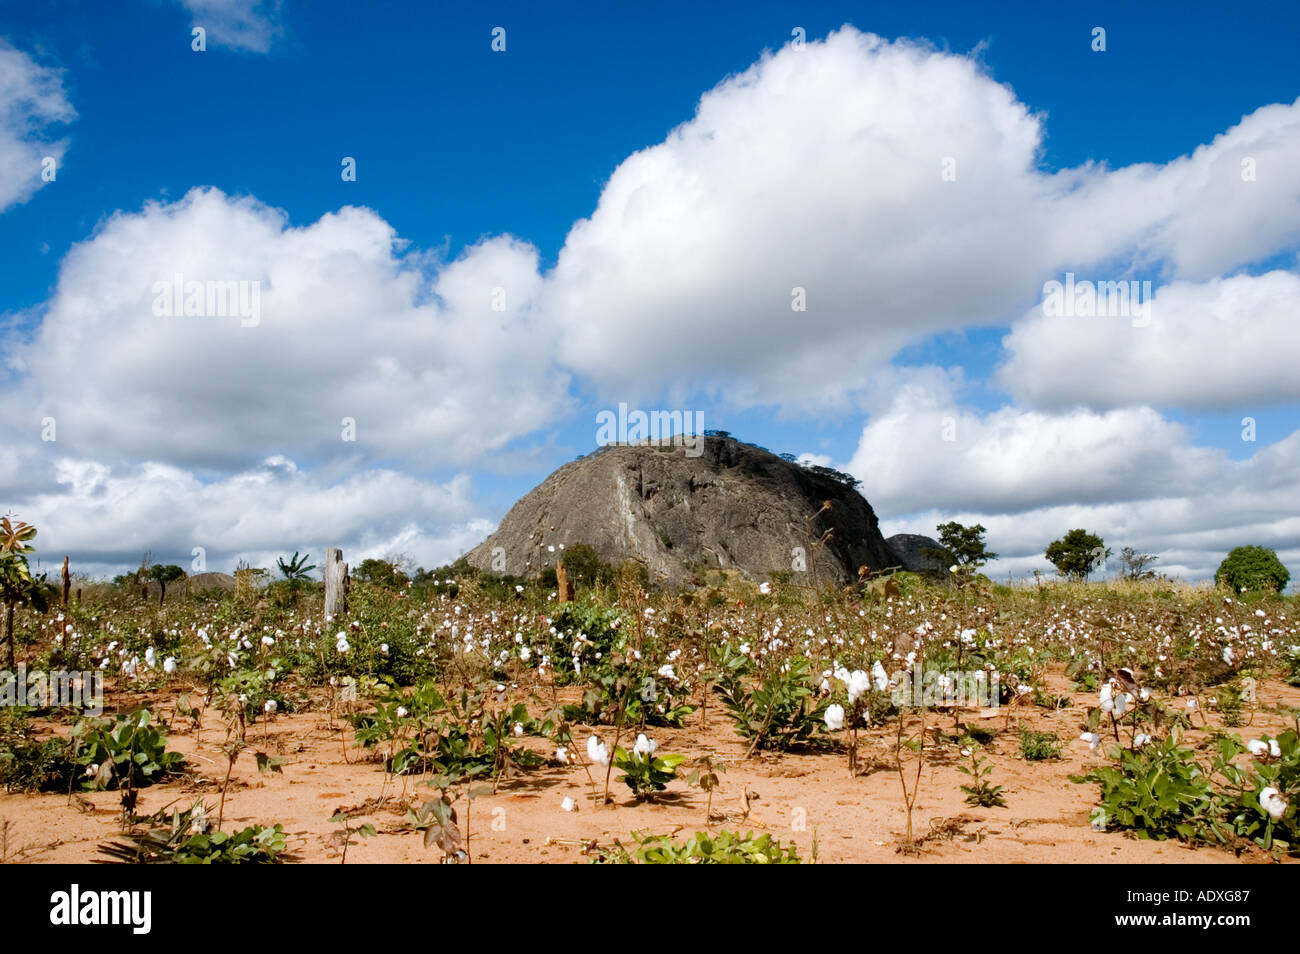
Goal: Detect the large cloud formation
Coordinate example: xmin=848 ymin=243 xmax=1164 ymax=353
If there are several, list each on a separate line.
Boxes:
xmin=6 ymin=188 xmax=570 ymax=471
xmin=4 ymin=26 xmax=1299 ymax=581
xmin=999 ymin=271 xmax=1300 ymax=410
xmin=851 ymin=374 xmax=1300 ymax=581
xmin=544 ymin=29 xmax=1300 ymax=410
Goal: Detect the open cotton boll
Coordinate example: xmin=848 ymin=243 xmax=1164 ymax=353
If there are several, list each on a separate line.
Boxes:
xmin=587 ymin=735 xmax=609 ymax=765
xmin=633 ymin=733 xmax=657 ymax=757
xmin=824 ymin=704 xmax=845 ymax=731
xmin=871 ymin=660 xmax=888 ymax=692
xmin=1260 ymin=787 xmax=1287 ymax=821
xmin=561 ymin=797 xmax=576 ymax=812
xmin=845 ymin=669 xmax=872 ymax=704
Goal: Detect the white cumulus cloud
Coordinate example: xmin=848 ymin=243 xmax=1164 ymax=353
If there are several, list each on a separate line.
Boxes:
xmin=0 ymin=39 xmax=75 ymax=212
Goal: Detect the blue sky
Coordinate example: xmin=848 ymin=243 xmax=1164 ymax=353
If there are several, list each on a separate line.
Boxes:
xmin=2 ymin=0 xmax=1299 ymax=585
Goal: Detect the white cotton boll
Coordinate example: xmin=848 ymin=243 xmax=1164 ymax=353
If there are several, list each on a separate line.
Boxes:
xmin=555 ymin=747 xmax=569 ymax=764
xmin=513 ymin=722 xmax=525 ymax=737
xmin=561 ymin=796 xmax=576 ymax=812
xmin=824 ymin=704 xmax=845 ymax=731
xmin=163 ymin=657 xmax=177 ymax=674
xmin=846 ymin=670 xmax=872 ymax=705
xmin=871 ymin=660 xmax=888 ymax=692
xmin=633 ymin=733 xmax=657 ymax=757
xmin=587 ymin=736 xmax=609 ymax=765
xmin=1260 ymin=787 xmax=1287 ymax=821
xmin=1247 ymin=739 xmax=1269 ymax=757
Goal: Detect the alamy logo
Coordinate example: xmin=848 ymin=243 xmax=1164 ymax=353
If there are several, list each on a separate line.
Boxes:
xmin=1 ymin=666 xmax=103 ymax=715
xmin=595 ymin=403 xmax=704 ymax=457
xmin=1042 ymin=272 xmax=1152 ymax=327
xmin=151 ymin=272 xmax=261 ymax=327
xmin=49 ymin=884 xmax=152 ymax=934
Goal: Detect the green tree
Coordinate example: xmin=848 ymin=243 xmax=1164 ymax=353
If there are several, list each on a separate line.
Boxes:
xmin=148 ymin=564 xmax=187 ymax=605
xmin=1117 ymin=546 xmax=1159 ymax=581
xmin=1045 ymin=529 xmax=1109 ymax=581
xmin=559 ymin=543 xmax=614 ymax=587
xmin=923 ymin=522 xmax=998 ymax=581
xmin=353 ymin=558 xmax=408 ymax=589
xmin=276 ymin=551 xmax=317 ymax=581
xmin=1 ymin=517 xmax=48 ymax=668
xmin=1215 ymin=545 xmax=1290 ymax=594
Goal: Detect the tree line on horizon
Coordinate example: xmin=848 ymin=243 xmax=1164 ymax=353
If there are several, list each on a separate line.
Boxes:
xmin=919 ymin=521 xmax=1291 ymax=594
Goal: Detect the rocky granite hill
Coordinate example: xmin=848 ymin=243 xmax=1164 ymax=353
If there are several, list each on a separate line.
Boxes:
xmin=466 ymin=435 xmax=904 ymax=587
xmin=884 ymin=533 xmax=945 ymax=574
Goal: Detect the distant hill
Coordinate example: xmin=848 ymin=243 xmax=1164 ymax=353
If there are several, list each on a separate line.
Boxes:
xmin=466 ymin=435 xmax=900 ymax=586
xmin=884 ymin=533 xmax=945 ymax=574
xmin=186 ymin=571 xmax=237 ymax=594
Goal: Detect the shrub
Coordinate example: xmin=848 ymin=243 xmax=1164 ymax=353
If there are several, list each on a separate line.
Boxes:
xmin=1214 ymin=545 xmax=1290 ymax=595
xmin=1071 ymin=735 xmax=1218 ymax=842
xmin=544 ymin=600 xmax=625 ymax=682
xmin=712 ymin=649 xmax=827 ymax=752
xmin=1019 ymin=729 xmax=1062 ymax=761
xmin=0 ymin=710 xmax=77 ymax=792
xmin=73 ymin=709 xmax=186 ymax=791
xmin=99 ymin=801 xmax=292 ymax=864
xmin=1217 ymin=731 xmax=1299 ymax=852
xmin=597 ymin=829 xmax=803 ymax=864
xmin=612 ymin=741 xmax=685 ymax=800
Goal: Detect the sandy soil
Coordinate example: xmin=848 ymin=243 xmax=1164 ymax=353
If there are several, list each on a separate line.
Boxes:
xmin=3 ymin=667 xmax=1296 ymax=864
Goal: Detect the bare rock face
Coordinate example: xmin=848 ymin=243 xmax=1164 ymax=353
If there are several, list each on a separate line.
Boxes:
xmin=884 ymin=533 xmax=945 ymax=574
xmin=465 ymin=436 xmax=900 ymax=587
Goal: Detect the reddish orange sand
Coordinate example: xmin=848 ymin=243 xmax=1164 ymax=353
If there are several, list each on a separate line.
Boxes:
xmin=3 ymin=667 xmax=1295 ymax=864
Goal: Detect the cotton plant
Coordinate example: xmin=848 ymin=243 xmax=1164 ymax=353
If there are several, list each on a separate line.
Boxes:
xmin=1220 ymin=731 xmax=1299 ymax=851
xmin=611 ymin=732 xmax=685 ymax=801
xmin=821 ymin=659 xmax=890 ymax=775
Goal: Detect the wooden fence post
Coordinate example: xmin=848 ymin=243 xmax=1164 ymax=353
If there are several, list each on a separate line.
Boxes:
xmin=62 ymin=556 xmax=71 ymax=606
xmin=325 ymin=548 xmax=350 ymax=620
xmin=556 ymin=557 xmax=575 ymax=603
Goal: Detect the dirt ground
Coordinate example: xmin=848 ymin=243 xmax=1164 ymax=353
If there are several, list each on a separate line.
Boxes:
xmin=3 ymin=667 xmax=1297 ymax=864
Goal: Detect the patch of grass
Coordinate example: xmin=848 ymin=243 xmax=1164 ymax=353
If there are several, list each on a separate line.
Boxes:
xmin=1019 ymin=729 xmax=1062 ymax=761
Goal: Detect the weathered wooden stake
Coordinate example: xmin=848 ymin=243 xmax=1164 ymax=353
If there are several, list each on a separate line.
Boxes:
xmin=556 ymin=557 xmax=575 ymax=603
xmin=324 ymin=548 xmax=350 ymax=620
xmin=62 ymin=556 xmax=71 ymax=606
